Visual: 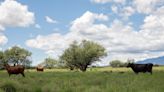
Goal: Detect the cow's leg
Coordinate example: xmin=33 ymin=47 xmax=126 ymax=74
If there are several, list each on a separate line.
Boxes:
xmin=147 ymin=70 xmax=152 ymax=75
xmin=9 ymin=74 xmax=11 ymax=77
xmin=21 ymin=73 xmax=25 ymax=77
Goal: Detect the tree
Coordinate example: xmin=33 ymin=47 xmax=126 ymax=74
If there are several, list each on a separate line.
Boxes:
xmin=60 ymin=40 xmax=106 ymax=72
xmin=110 ymin=59 xmax=133 ymax=67
xmin=0 ymin=51 xmax=4 ymax=69
xmin=41 ymin=57 xmax=58 ymax=69
xmin=0 ymin=51 xmax=4 ymax=62
xmin=4 ymin=46 xmax=32 ymax=67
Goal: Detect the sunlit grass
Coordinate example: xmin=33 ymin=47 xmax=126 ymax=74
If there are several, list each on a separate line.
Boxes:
xmin=0 ymin=66 xmax=164 ymax=92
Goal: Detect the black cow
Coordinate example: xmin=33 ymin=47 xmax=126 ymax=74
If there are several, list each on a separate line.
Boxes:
xmin=127 ymin=63 xmax=153 ymax=74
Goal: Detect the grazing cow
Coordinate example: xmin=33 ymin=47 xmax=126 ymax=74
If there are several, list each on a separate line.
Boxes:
xmin=127 ymin=63 xmax=153 ymax=74
xmin=36 ymin=67 xmax=44 ymax=72
xmin=4 ymin=64 xmax=25 ymax=77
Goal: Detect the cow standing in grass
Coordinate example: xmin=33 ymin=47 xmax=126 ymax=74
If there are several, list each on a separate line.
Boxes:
xmin=127 ymin=63 xmax=153 ymax=74
xmin=36 ymin=66 xmax=44 ymax=72
xmin=4 ymin=64 xmax=25 ymax=77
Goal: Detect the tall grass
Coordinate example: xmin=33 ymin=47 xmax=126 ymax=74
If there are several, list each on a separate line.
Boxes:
xmin=0 ymin=67 xmax=164 ymax=92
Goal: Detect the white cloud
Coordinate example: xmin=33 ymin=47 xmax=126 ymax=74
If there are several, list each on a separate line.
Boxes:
xmin=26 ymin=10 xmax=164 ymax=65
xmin=141 ymin=6 xmax=164 ymax=31
xmin=138 ymin=6 xmax=164 ymax=52
xmin=91 ymin=0 xmax=112 ymax=4
xmin=26 ymin=11 xmax=109 ymax=58
xmin=26 ymin=33 xmax=68 ymax=50
xmin=70 ymin=11 xmax=108 ymax=32
xmin=91 ymin=0 xmax=125 ymax=4
xmin=0 ymin=0 xmax=35 ymax=45
xmin=0 ymin=33 xmax=7 ymax=45
xmin=0 ymin=25 xmax=5 ymax=31
xmin=133 ymin=0 xmax=164 ymax=14
xmin=121 ymin=6 xmax=135 ymax=17
xmin=112 ymin=6 xmax=135 ymax=19
xmin=45 ymin=16 xmax=57 ymax=24
xmin=113 ymin=0 xmax=125 ymax=3
xmin=111 ymin=5 xmax=118 ymax=14
xmin=0 ymin=0 xmax=35 ymax=29
xmin=93 ymin=0 xmax=163 ymax=20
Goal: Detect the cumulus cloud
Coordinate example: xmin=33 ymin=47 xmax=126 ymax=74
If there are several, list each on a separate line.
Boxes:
xmin=133 ymin=0 xmax=163 ymax=14
xmin=70 ymin=11 xmax=108 ymax=33
xmin=26 ymin=33 xmax=68 ymax=50
xmin=93 ymin=0 xmax=164 ymax=20
xmin=121 ymin=6 xmax=135 ymax=18
xmin=26 ymin=11 xmax=109 ymax=58
xmin=26 ymin=9 xmax=164 ymax=65
xmin=138 ymin=6 xmax=164 ymax=53
xmin=0 ymin=0 xmax=35 ymax=29
xmin=45 ymin=16 xmax=57 ymax=24
xmin=0 ymin=0 xmax=35 ymax=46
xmin=111 ymin=5 xmax=118 ymax=14
xmin=26 ymin=33 xmax=71 ymax=58
xmin=141 ymin=6 xmax=164 ymax=31
xmin=0 ymin=33 xmax=7 ymax=45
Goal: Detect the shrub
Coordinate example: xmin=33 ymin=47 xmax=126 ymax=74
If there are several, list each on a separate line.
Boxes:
xmin=110 ymin=60 xmax=124 ymax=67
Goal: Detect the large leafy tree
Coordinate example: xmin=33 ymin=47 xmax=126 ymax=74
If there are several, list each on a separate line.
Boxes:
xmin=4 ymin=46 xmax=32 ymax=66
xmin=60 ymin=40 xmax=106 ymax=72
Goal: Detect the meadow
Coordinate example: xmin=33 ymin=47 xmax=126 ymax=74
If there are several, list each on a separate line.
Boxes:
xmin=0 ymin=66 xmax=164 ymax=92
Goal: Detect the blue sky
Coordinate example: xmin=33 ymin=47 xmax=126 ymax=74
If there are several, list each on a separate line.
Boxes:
xmin=0 ymin=0 xmax=164 ymax=66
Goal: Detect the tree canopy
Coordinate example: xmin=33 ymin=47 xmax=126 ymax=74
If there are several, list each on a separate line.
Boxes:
xmin=60 ymin=40 xmax=106 ymax=72
xmin=3 ymin=46 xmax=32 ymax=66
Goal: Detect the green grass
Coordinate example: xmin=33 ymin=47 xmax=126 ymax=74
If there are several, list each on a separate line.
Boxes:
xmin=0 ymin=67 xmax=164 ymax=92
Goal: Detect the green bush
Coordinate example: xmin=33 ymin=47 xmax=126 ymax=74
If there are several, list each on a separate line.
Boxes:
xmin=110 ymin=60 xmax=124 ymax=67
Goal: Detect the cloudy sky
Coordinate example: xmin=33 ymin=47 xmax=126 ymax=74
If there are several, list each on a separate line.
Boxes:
xmin=0 ymin=0 xmax=164 ymax=66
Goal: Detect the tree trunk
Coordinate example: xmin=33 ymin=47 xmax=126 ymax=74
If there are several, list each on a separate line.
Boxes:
xmin=80 ymin=65 xmax=87 ymax=72
xmin=70 ymin=67 xmax=74 ymax=70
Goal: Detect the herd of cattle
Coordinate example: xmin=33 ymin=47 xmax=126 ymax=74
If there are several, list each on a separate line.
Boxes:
xmin=3 ymin=64 xmax=44 ymax=77
xmin=3 ymin=63 xmax=154 ymax=77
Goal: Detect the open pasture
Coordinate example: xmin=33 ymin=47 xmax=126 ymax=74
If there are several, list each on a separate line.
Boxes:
xmin=0 ymin=66 xmax=164 ymax=92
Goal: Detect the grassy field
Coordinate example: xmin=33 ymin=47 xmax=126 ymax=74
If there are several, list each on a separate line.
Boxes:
xmin=0 ymin=66 xmax=164 ymax=92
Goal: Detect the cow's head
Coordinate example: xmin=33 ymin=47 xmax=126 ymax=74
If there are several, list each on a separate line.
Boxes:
xmin=126 ymin=63 xmax=133 ymax=67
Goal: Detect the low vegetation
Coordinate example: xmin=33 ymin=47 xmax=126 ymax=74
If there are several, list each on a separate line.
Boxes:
xmin=0 ymin=66 xmax=164 ymax=92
